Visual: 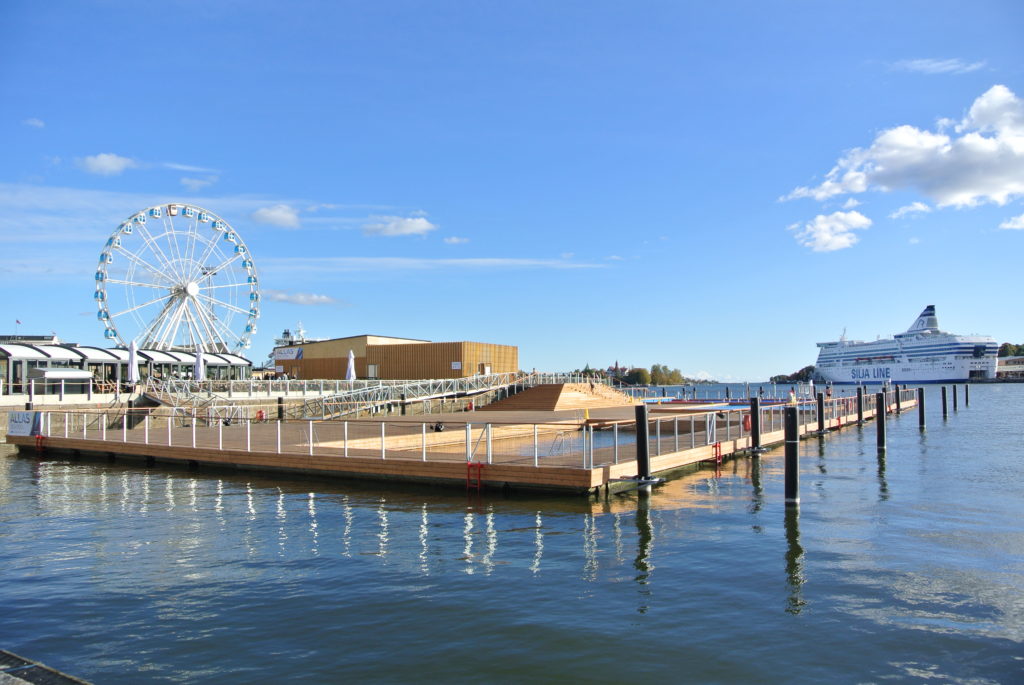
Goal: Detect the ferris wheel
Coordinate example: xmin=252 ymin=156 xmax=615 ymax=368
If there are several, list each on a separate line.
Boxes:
xmin=95 ymin=203 xmax=259 ymax=353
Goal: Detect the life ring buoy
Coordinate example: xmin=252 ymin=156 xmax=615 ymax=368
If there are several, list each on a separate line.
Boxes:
xmin=743 ymin=414 xmax=752 ymax=432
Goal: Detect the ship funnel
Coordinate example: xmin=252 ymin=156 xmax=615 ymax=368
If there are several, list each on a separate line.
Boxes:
xmin=907 ymin=305 xmax=939 ymax=333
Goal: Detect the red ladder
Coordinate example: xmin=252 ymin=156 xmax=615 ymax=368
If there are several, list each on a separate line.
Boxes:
xmin=466 ymin=462 xmax=485 ymax=491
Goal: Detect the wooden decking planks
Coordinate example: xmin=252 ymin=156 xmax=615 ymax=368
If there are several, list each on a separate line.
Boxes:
xmin=8 ymin=395 xmax=913 ymax=494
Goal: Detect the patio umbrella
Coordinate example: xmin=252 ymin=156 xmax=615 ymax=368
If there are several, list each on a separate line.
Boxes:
xmin=346 ymin=349 xmax=356 ymax=381
xmin=127 ymin=340 xmax=141 ymax=384
xmin=194 ymin=347 xmax=206 ymax=382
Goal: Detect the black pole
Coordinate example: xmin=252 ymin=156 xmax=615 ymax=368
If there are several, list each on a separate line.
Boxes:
xmin=750 ymin=397 xmax=762 ymax=452
xmin=941 ymin=386 xmax=948 ymax=419
xmin=856 ymin=386 xmax=864 ymax=424
xmin=917 ymin=387 xmax=925 ymax=430
xmin=277 ymin=396 xmax=284 ymax=420
xmin=953 ymin=384 xmax=958 ymax=411
xmin=876 ymin=392 xmax=886 ymax=451
xmin=400 ymin=392 xmax=407 ymax=416
xmin=895 ymin=385 xmax=902 ymax=414
xmin=816 ymin=392 xmax=825 ymax=433
xmin=635 ymin=404 xmax=651 ymax=480
xmin=965 ymin=384 xmax=970 ymax=407
xmin=784 ymin=406 xmax=799 ymax=507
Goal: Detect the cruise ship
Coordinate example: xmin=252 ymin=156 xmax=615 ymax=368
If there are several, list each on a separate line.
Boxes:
xmin=815 ymin=306 xmax=998 ymax=384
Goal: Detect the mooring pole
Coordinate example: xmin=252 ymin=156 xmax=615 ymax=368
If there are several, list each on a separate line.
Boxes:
xmin=400 ymin=392 xmax=407 ymax=416
xmin=895 ymin=385 xmax=902 ymax=414
xmin=941 ymin=386 xmax=948 ymax=419
xmin=634 ymin=404 xmax=651 ymax=480
xmin=953 ymin=385 xmax=958 ymax=411
xmin=784 ymin=406 xmax=799 ymax=507
xmin=856 ymin=386 xmax=864 ymax=424
xmin=816 ymin=392 xmax=825 ymax=433
xmin=917 ymin=387 xmax=925 ymax=430
xmin=965 ymin=384 xmax=970 ymax=407
xmin=750 ymin=397 xmax=762 ymax=453
xmin=875 ymin=392 xmax=886 ymax=451
xmin=277 ymin=396 xmax=284 ymax=420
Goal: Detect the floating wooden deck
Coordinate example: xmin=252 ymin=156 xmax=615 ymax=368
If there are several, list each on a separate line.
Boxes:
xmin=6 ymin=390 xmax=918 ymax=494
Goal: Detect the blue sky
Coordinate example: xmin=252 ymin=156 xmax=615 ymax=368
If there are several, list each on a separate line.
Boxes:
xmin=2 ymin=1 xmax=1023 ymax=380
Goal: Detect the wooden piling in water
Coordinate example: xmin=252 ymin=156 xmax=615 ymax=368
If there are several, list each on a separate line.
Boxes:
xmin=965 ymin=384 xmax=970 ymax=407
xmin=876 ymin=392 xmax=886 ymax=451
xmin=750 ymin=397 xmax=762 ymax=453
xmin=953 ymin=385 xmax=958 ymax=411
xmin=941 ymin=386 xmax=948 ymax=418
xmin=856 ymin=387 xmax=864 ymax=423
xmin=918 ymin=387 xmax=926 ymax=430
xmin=635 ymin=404 xmax=651 ymax=480
xmin=784 ymin=406 xmax=799 ymax=506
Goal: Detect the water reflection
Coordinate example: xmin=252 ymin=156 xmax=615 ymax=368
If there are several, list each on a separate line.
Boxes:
xmin=784 ymin=507 xmax=805 ymax=615
xmin=748 ymin=456 xmax=763 ymax=516
xmin=634 ymin=494 xmax=654 ymax=614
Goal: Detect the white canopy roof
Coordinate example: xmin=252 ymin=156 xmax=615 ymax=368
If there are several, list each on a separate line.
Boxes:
xmin=0 ymin=344 xmax=48 ymax=359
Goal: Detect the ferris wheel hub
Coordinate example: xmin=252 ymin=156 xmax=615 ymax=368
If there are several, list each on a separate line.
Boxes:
xmin=185 ymin=281 xmax=200 ymax=297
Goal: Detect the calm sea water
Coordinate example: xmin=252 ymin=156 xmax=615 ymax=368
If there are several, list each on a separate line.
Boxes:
xmin=2 ymin=384 xmax=1023 ymax=683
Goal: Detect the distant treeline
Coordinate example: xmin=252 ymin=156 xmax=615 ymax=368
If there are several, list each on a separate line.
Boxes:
xmin=770 ymin=365 xmax=815 ymax=383
xmin=574 ymin=363 xmax=711 ymax=385
xmin=998 ymin=343 xmax=1024 ymax=357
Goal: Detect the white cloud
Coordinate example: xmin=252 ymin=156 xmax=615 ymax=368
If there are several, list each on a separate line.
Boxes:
xmin=789 ymin=210 xmax=872 ymax=252
xmin=162 ymin=162 xmax=219 ymax=173
xmin=263 ymin=289 xmax=340 ymax=305
xmin=362 ymin=215 xmax=437 ymax=237
xmin=909 ymin=237 xmax=921 ymax=244
xmin=260 ymin=256 xmax=602 ymax=274
xmin=783 ymin=85 xmax=1024 ymax=208
xmin=999 ymin=213 xmax=1024 ymax=230
xmin=443 ymin=236 xmax=469 ymax=244
xmin=892 ymin=58 xmax=986 ymax=75
xmin=889 ymin=201 xmax=932 ymax=219
xmin=181 ymin=176 xmax=218 ymax=191
xmin=251 ymin=204 xmax=301 ymax=229
xmin=842 ymin=198 xmax=861 ymax=209
xmin=22 ymin=118 xmax=44 ymax=128
xmin=77 ymin=153 xmax=137 ymax=176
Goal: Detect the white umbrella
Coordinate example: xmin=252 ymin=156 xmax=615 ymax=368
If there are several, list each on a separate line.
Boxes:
xmin=127 ymin=340 xmax=141 ymax=384
xmin=345 ymin=349 xmax=356 ymax=381
xmin=194 ymin=347 xmax=206 ymax=382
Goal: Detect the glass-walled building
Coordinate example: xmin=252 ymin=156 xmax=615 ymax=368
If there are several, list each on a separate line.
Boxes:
xmin=0 ymin=339 xmax=251 ymax=395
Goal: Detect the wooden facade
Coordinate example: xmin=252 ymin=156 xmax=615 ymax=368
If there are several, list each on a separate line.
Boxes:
xmin=274 ymin=335 xmax=517 ymax=380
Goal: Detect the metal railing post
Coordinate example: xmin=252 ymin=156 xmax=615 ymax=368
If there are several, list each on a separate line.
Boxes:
xmin=144 ymin=415 xmax=149 ymax=445
xmin=309 ymin=420 xmax=314 ymax=456
xmin=422 ymin=423 xmax=427 ymax=461
xmin=533 ymin=424 xmax=539 ymax=466
xmin=465 ymin=423 xmax=472 ymax=462
xmin=486 ymin=423 xmax=492 ymax=464
xmin=276 ymin=420 xmax=281 ymax=454
xmin=613 ymin=423 xmax=619 ymax=464
xmin=344 ymin=421 xmax=349 ymax=457
xmin=380 ymin=422 xmax=386 ymax=459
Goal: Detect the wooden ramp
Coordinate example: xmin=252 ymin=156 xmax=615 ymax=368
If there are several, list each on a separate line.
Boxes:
xmin=479 ymin=383 xmax=636 ymax=412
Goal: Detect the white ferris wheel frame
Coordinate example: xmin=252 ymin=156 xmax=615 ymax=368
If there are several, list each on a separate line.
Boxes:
xmin=94 ymin=203 xmax=260 ymax=353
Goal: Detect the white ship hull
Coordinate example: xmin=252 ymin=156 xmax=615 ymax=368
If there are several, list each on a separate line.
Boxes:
xmin=814 ymin=306 xmax=998 ymax=385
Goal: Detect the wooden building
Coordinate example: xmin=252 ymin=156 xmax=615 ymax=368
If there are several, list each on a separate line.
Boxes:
xmin=272 ymin=334 xmax=518 ymax=380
